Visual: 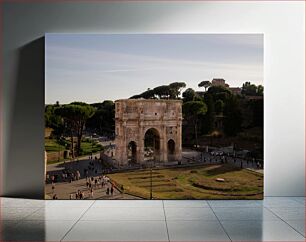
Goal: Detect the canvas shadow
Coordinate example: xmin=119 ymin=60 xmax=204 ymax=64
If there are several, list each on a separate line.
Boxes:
xmin=5 ymin=37 xmax=45 ymax=199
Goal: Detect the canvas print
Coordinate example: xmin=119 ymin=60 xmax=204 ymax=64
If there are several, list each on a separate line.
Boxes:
xmin=45 ymin=34 xmax=264 ymax=200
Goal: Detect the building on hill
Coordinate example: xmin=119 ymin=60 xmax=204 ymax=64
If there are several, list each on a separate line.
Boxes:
xmin=211 ymin=78 xmax=228 ymax=87
xmin=198 ymin=78 xmax=242 ymax=95
xmin=229 ymin=87 xmax=242 ymax=95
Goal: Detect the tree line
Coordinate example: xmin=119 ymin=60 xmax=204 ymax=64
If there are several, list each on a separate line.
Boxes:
xmin=130 ymin=80 xmax=263 ymax=147
xmin=130 ymin=82 xmax=186 ymax=99
xmin=45 ymin=80 xmax=263 ymax=155
xmin=45 ymin=101 xmax=115 ymax=157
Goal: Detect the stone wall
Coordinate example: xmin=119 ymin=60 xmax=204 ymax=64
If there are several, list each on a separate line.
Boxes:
xmin=115 ymin=99 xmax=182 ymax=165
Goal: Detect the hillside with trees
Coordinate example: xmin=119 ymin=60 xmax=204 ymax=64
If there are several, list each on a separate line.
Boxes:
xmin=45 ymin=79 xmax=263 ymax=162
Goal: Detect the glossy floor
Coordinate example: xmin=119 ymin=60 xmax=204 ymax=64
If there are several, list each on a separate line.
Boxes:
xmin=0 ymin=197 xmax=304 ymax=241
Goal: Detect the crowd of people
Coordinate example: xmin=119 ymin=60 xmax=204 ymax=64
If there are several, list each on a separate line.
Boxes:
xmin=46 ymin=154 xmax=117 ymax=199
xmin=80 ymin=175 xmax=115 ymax=199
xmin=46 ymin=169 xmax=81 ymax=184
xmin=199 ymin=152 xmax=263 ymax=169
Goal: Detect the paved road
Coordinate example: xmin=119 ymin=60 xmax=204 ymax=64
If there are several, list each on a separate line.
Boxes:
xmin=182 ymin=149 xmax=263 ymax=170
xmin=46 ymin=147 xmax=262 ymax=199
xmin=47 ymin=154 xmax=101 ymax=173
xmin=46 ymin=155 xmax=139 ymax=200
xmin=45 ymin=176 xmax=140 ymax=200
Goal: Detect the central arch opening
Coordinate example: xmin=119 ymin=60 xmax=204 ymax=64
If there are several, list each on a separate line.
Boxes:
xmin=144 ymin=128 xmax=160 ymax=162
xmin=127 ymin=141 xmax=137 ymax=164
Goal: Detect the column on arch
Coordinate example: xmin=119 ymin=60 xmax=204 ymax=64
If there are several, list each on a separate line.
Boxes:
xmin=160 ymin=125 xmax=168 ymax=162
xmin=122 ymin=122 xmax=129 ymax=165
xmin=137 ymin=122 xmax=145 ymax=163
xmin=174 ymin=123 xmax=182 ymax=161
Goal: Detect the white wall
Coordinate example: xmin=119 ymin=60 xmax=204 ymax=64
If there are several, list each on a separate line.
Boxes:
xmin=1 ymin=1 xmax=304 ymax=197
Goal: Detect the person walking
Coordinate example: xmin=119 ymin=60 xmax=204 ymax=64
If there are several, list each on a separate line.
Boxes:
xmin=90 ymin=188 xmax=94 ymax=198
xmin=51 ymin=182 xmax=55 ymax=193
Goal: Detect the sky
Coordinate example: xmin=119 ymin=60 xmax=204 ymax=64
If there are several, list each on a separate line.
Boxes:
xmin=45 ymin=34 xmax=263 ymax=104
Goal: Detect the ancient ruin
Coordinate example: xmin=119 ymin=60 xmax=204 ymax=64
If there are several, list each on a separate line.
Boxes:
xmin=115 ymin=99 xmax=182 ymax=165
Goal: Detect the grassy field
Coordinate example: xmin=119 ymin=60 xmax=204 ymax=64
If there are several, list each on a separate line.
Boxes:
xmin=109 ymin=164 xmax=263 ymax=199
xmin=45 ymin=138 xmax=66 ymax=152
xmin=45 ymin=138 xmax=102 ymax=153
xmin=80 ymin=139 xmax=103 ymax=155
xmin=45 ymin=138 xmax=103 ymax=164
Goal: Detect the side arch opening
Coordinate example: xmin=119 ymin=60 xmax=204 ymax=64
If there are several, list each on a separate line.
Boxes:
xmin=167 ymin=139 xmax=175 ymax=161
xmin=127 ymin=141 xmax=137 ymax=164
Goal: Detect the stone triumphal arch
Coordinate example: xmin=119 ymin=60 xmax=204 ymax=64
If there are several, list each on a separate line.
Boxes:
xmin=115 ymin=99 xmax=182 ymax=165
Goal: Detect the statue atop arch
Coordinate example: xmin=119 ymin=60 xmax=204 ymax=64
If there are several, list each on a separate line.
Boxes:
xmin=114 ymin=99 xmax=182 ymax=166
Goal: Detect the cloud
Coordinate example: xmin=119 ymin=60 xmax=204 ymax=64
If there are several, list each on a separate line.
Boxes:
xmin=45 ymin=34 xmax=263 ymax=104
